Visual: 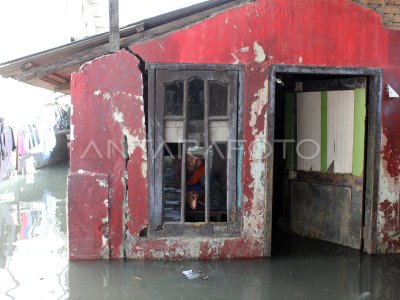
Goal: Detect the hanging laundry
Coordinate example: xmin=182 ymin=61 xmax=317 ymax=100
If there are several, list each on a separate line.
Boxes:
xmin=0 ymin=126 xmax=16 ymax=179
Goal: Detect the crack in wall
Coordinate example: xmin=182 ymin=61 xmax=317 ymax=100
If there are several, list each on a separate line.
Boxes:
xmin=122 ymin=48 xmax=147 ymax=258
xmin=121 ymin=134 xmax=129 ymax=258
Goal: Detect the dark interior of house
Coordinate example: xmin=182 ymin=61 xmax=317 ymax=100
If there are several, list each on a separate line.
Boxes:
xmin=272 ymin=72 xmax=369 ymax=255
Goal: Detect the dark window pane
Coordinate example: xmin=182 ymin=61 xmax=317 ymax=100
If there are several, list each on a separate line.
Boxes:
xmin=209 ymin=82 xmax=228 ymax=116
xmin=188 ymin=78 xmax=204 ymax=121
xmin=187 ymin=78 xmax=205 ymax=149
xmin=162 ymin=143 xmax=182 ymax=222
xmin=164 ymin=81 xmax=183 ymax=116
xmin=209 ymin=143 xmax=227 ymax=222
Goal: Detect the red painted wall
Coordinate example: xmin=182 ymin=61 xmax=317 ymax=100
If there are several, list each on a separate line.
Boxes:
xmin=70 ymin=51 xmax=148 ymax=259
xmin=69 ymin=0 xmax=400 ymax=258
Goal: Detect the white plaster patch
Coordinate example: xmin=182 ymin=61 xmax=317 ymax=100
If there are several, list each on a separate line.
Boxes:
xmin=225 ymin=18 xmax=229 ymax=24
xmin=113 ymin=111 xmax=124 ymax=123
xmin=149 ymin=248 xmax=165 ymax=259
xmin=94 ymin=90 xmax=101 ymax=96
xmin=250 ymin=79 xmax=269 ymax=136
xmin=122 ymin=127 xmax=148 ymax=178
xmin=141 ymin=162 xmax=147 ymax=178
xmin=96 ymin=179 xmax=108 ymax=188
xmin=299 ymin=56 xmax=303 ymax=64
xmin=379 ymin=133 xmax=400 ymax=201
xmin=74 ymin=170 xmax=98 ymax=177
xmin=379 ymin=163 xmax=399 ymax=203
xmin=122 ymin=127 xmax=145 ymax=156
xmin=119 ymin=244 xmax=125 ymax=259
xmin=376 ymin=132 xmax=400 ymax=252
xmin=103 ymin=199 xmax=109 ymax=208
xmin=245 ymin=76 xmax=270 ymax=241
xmin=101 ymin=235 xmax=109 ymax=259
xmin=249 ymin=131 xmax=267 ymax=193
xmin=103 ymin=92 xmax=111 ymax=101
xmin=231 ymin=53 xmax=239 ymax=64
xmin=254 ymin=41 xmax=266 ymax=62
xmin=245 ymin=136 xmax=267 ymax=240
xmin=111 ymin=96 xmax=148 ymax=180
xmin=240 ymin=47 xmax=250 ymax=53
xmin=243 ymin=207 xmax=264 ymax=237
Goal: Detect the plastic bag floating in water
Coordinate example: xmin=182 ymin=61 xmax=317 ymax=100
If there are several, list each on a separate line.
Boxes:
xmin=182 ymin=269 xmax=200 ymax=280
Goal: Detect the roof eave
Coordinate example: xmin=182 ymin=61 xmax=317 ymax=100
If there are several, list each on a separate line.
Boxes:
xmin=0 ymin=0 xmax=249 ymax=94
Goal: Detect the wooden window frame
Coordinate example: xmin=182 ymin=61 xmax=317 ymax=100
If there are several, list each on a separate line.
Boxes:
xmin=147 ymin=63 xmax=244 ymax=237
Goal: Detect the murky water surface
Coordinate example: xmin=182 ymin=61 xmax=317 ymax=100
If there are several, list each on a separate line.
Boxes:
xmin=1 ymin=164 xmax=399 ymax=299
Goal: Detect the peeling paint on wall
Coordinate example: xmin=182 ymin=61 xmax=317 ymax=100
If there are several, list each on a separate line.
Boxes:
xmin=253 ymin=41 xmax=266 ymax=63
xmin=121 ymin=128 xmax=145 ymax=157
xmin=231 ymin=53 xmax=239 ymax=64
xmin=113 ymin=111 xmax=124 ymax=123
xmin=103 ymin=92 xmax=111 ymax=101
xmin=378 ymin=132 xmax=400 ymax=252
xmin=249 ymin=79 xmax=268 ymax=136
xmin=100 ymin=217 xmax=109 ymax=259
xmin=96 ymin=179 xmax=108 ymax=188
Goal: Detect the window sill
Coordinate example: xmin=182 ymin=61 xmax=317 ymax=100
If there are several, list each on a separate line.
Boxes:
xmin=148 ymin=222 xmax=241 ymax=238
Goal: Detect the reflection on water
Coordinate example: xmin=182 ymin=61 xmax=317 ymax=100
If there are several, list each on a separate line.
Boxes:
xmin=67 ymin=244 xmax=400 ymax=300
xmin=0 ymin=164 xmax=68 ymax=299
xmin=1 ymin=163 xmax=400 ymax=299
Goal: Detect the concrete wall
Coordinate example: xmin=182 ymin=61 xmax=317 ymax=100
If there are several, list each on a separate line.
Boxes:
xmin=69 ymin=0 xmax=400 ymax=259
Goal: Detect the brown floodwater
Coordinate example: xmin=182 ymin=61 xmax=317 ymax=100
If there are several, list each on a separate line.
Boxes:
xmin=1 ymin=163 xmax=399 ymax=299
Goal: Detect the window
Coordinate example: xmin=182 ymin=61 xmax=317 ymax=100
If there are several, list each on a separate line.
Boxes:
xmin=147 ymin=64 xmax=243 ymax=236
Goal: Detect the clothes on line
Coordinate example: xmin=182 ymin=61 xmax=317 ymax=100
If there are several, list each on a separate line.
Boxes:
xmin=18 ymin=110 xmax=57 ymax=160
xmin=0 ymin=105 xmax=66 ymax=180
xmin=0 ymin=123 xmax=16 ymax=180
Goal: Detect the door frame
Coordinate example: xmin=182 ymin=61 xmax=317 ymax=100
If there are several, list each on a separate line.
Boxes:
xmin=266 ymin=65 xmax=383 ymax=255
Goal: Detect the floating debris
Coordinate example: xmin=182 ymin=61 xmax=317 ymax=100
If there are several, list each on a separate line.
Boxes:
xmin=182 ymin=269 xmax=200 ymax=280
xmin=201 ymin=274 xmax=209 ymax=280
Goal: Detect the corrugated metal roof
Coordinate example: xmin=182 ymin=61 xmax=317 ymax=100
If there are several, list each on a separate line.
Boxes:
xmin=0 ymin=0 xmax=245 ymax=94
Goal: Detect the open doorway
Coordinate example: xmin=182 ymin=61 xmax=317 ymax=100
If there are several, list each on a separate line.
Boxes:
xmin=267 ymin=65 xmax=382 ymax=256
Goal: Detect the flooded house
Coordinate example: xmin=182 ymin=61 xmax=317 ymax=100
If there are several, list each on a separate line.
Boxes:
xmin=1 ymin=0 xmax=400 ymax=260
